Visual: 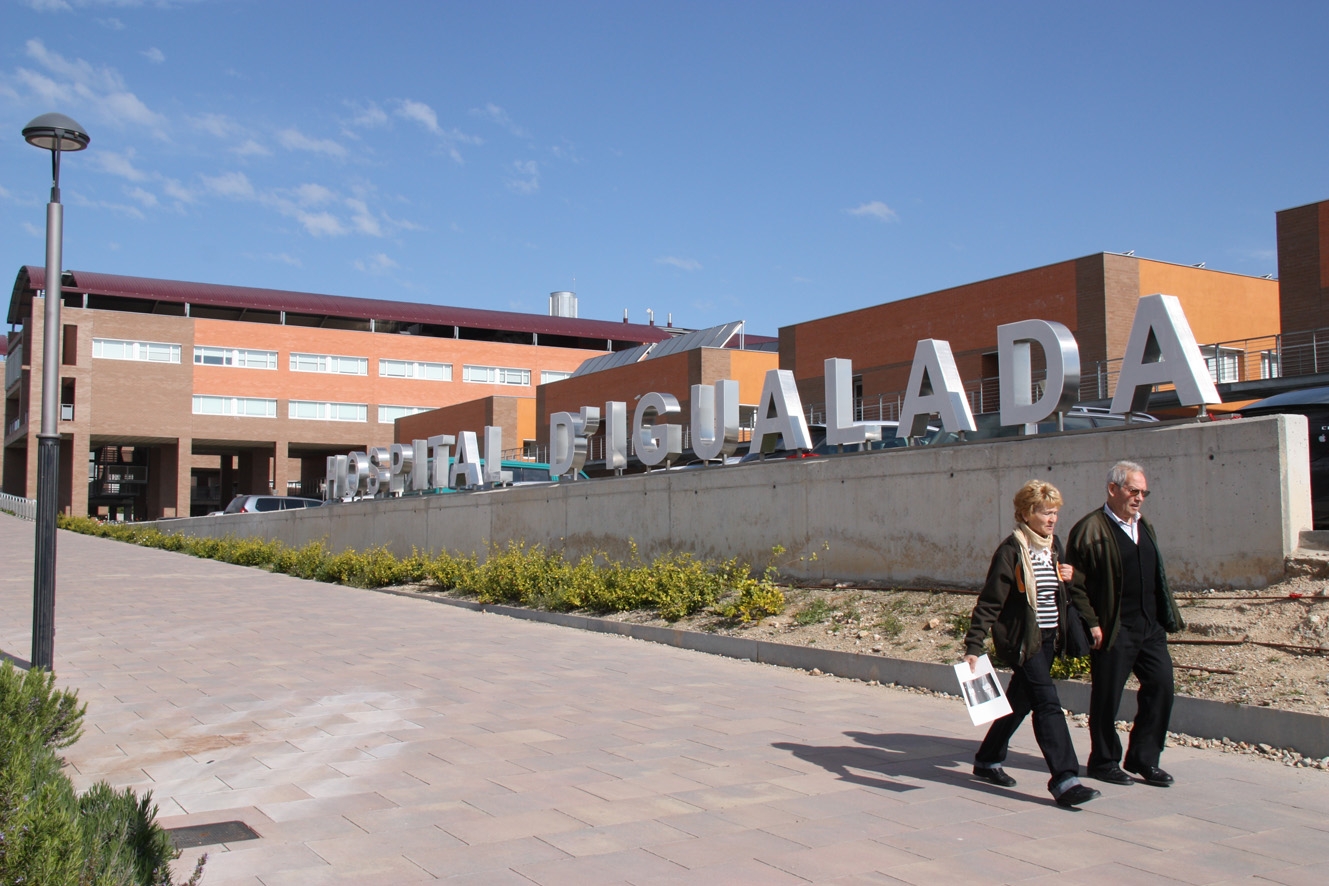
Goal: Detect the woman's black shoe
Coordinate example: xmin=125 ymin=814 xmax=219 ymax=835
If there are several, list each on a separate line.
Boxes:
xmin=972 ymin=766 xmax=1017 ymax=787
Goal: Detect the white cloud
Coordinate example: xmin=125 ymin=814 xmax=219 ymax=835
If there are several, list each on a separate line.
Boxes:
xmin=507 ymin=160 xmax=539 ymax=194
xmin=277 ymin=128 xmax=347 ymax=158
xmin=396 ymin=99 xmax=441 ymax=134
xmin=126 ymin=186 xmax=158 ymax=208
xmin=19 ymin=38 xmax=165 ymax=133
xmin=346 ymin=100 xmax=389 ymax=128
xmin=22 ymin=220 xmax=44 ymax=237
xmin=657 ymin=256 xmax=703 ymax=271
xmin=265 ymin=252 xmax=303 ymax=268
xmin=24 ymin=0 xmax=72 ymax=11
xmin=294 ymin=211 xmax=346 ymax=237
xmin=201 ymin=170 xmax=256 ymax=199
xmin=345 ymin=198 xmax=382 ymax=236
xmin=191 ymin=113 xmax=245 ymax=139
xmin=94 ymin=149 xmax=149 ymax=182
xmin=294 ymin=183 xmax=337 ymax=206
xmin=142 ymin=47 xmax=165 ymax=64
xmin=470 ymin=102 xmax=529 ymax=138
xmin=846 ymin=200 xmax=899 ymax=222
xmin=354 ymin=252 xmax=398 ymax=274
xmin=160 ymin=178 xmax=195 ymax=203
xmin=232 ymin=139 xmax=270 ymax=157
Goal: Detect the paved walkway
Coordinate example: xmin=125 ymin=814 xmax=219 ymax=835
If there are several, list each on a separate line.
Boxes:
xmin=2 ymin=515 xmax=1327 ymax=885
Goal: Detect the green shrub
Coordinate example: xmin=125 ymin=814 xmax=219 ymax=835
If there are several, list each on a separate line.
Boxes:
xmin=1050 ymin=655 xmax=1091 ymax=679
xmin=793 ymin=598 xmax=833 ymax=625
xmin=876 ymin=613 xmax=905 ymax=638
xmin=272 ymin=540 xmax=328 ymax=580
xmin=0 ymin=659 xmax=86 ymax=751
xmin=0 ymin=662 xmax=201 ymax=885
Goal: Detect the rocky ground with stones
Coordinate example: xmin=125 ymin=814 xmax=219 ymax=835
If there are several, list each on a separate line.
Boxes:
xmin=594 ymin=573 xmax=1329 ymax=716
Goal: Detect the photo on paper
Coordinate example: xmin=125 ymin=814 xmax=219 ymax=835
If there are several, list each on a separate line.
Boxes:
xmin=953 ymin=654 xmax=1013 ymax=726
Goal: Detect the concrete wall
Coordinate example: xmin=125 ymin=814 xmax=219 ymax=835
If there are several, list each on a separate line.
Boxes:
xmin=165 ymin=415 xmax=1312 ymax=590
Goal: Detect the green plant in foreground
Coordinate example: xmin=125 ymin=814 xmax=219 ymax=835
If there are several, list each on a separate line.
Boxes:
xmin=794 ymin=598 xmax=834 ymax=626
xmin=0 ymin=661 xmax=203 ymax=885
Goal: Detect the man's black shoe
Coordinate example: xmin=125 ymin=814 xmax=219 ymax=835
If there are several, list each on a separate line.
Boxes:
xmin=1086 ymin=764 xmax=1133 ymax=785
xmin=1125 ymin=763 xmax=1174 ymax=787
xmin=972 ymin=766 xmax=1016 ymax=787
xmin=1055 ymin=784 xmax=1102 ymax=808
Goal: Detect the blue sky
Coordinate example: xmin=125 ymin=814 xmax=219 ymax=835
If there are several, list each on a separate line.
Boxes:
xmin=2 ymin=1 xmax=1327 ymax=337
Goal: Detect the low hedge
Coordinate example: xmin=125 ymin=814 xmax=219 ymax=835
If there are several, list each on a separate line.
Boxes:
xmin=56 ymin=515 xmax=786 ymax=624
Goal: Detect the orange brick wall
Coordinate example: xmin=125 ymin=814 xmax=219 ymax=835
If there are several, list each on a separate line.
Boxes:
xmin=535 ymin=347 xmax=778 ymax=444
xmin=781 ymin=259 xmax=1081 ymax=402
xmin=395 ymin=395 xmax=536 ymax=455
xmin=1136 ymin=260 xmax=1280 ymax=343
xmin=781 ymin=253 xmax=1280 ymax=406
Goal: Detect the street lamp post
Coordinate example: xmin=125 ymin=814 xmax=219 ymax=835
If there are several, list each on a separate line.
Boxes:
xmin=23 ymin=112 xmax=90 ymax=672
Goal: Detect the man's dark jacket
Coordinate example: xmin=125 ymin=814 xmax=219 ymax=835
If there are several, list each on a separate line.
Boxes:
xmin=1064 ymin=508 xmax=1184 ymax=652
xmin=964 ymin=534 xmax=1099 ymax=667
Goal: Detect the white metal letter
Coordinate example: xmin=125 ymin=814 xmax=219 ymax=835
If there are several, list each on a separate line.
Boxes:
xmin=690 ymin=380 xmax=740 ymax=462
xmin=482 ymin=426 xmax=511 ymax=486
xmin=634 ymin=392 xmax=683 ymax=468
xmin=824 ymin=358 xmax=882 ymax=447
xmin=450 ymin=431 xmax=483 ymax=489
xmin=1110 ymin=294 xmax=1221 ymax=415
xmin=604 ymin=401 xmax=628 ymax=474
xmin=427 ymin=434 xmax=454 ymax=488
xmin=549 ymin=407 xmax=600 ymax=479
xmin=750 ymin=369 xmax=813 ymax=455
xmin=997 ymin=320 xmax=1081 ymax=433
xmin=896 ymin=339 xmax=977 ymax=440
xmin=411 ymin=438 xmax=429 ymax=491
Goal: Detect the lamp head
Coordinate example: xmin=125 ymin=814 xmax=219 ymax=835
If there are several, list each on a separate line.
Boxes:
xmin=23 ymin=113 xmax=91 ymax=152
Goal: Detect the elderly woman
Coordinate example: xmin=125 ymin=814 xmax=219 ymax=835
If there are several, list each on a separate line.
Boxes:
xmin=963 ymin=479 xmax=1104 ymax=808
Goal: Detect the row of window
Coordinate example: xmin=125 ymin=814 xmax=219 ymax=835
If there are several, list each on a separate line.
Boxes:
xmin=94 ymin=338 xmax=568 ymax=385
xmin=192 ymin=396 xmax=431 ymax=424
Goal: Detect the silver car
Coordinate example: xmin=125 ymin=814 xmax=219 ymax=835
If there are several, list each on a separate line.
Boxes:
xmin=220 ymin=494 xmax=323 ymax=515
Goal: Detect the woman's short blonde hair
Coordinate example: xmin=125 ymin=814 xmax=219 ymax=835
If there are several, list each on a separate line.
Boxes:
xmin=1013 ymin=479 xmax=1063 ymax=521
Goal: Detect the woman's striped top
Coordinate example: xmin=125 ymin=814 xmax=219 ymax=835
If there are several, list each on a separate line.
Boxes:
xmin=1029 ymin=547 xmax=1060 ymax=629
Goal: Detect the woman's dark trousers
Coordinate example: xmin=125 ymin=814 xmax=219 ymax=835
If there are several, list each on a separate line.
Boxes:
xmin=975 ymin=628 xmax=1080 ymax=794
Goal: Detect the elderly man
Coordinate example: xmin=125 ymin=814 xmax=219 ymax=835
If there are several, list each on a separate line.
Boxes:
xmin=1066 ymin=461 xmax=1184 ymax=788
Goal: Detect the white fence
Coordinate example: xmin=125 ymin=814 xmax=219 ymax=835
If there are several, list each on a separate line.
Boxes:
xmin=0 ymin=492 xmax=37 ymax=521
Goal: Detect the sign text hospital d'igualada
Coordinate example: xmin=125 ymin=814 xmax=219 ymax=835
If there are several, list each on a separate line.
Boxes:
xmin=326 ymin=294 xmax=1220 ymax=500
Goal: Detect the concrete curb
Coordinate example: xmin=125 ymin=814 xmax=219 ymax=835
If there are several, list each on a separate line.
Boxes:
xmin=375 ymin=588 xmax=1329 ymax=760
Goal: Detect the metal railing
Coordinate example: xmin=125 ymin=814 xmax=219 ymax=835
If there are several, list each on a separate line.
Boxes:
xmin=3 ymin=342 xmax=21 ymax=389
xmin=0 ymin=492 xmax=37 ymax=521
xmin=805 ymin=327 xmax=1324 ymax=421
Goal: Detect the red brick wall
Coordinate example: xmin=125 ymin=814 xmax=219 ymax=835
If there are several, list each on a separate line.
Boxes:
xmin=1277 ymin=200 xmax=1329 ymax=335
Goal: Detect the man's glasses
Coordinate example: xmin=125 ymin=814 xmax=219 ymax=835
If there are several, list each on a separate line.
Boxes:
xmin=1118 ymin=485 xmax=1150 ymax=499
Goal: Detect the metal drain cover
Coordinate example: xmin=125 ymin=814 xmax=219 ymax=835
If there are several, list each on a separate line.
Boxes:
xmin=166 ymin=820 xmax=260 ymax=849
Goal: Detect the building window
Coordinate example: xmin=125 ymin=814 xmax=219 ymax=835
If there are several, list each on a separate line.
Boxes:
xmin=194 ymin=346 xmax=278 ymax=369
xmin=1202 ymin=345 xmax=1242 ymax=384
xmin=540 ymin=370 xmax=573 ymax=385
xmin=379 ymin=359 xmax=451 ymax=381
xmin=1261 ymin=350 xmax=1280 ymax=379
xmin=463 ymin=364 xmax=530 ymax=386
xmin=290 ymin=352 xmax=368 ymax=375
xmin=192 ymin=395 xmax=277 ymax=417
xmin=92 ymin=338 xmax=181 ymax=364
xmin=378 ymin=404 xmax=431 ymax=423
xmin=288 ymin=400 xmax=367 ymax=422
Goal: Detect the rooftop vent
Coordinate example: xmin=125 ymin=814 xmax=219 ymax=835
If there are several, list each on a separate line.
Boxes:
xmin=549 ymin=291 xmax=578 ymax=319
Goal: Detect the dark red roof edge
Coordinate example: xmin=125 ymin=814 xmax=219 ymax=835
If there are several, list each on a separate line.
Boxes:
xmin=10 ymin=266 xmax=674 ymax=345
